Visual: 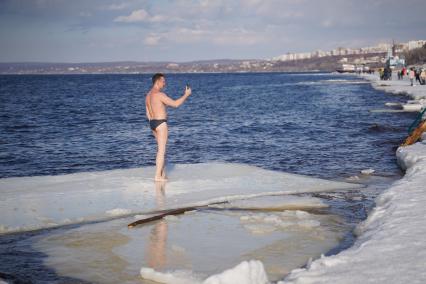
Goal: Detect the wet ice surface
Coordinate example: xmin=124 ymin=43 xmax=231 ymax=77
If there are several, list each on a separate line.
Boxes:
xmin=0 ymin=163 xmax=398 ymax=284
xmin=208 ymin=195 xmax=328 ymax=211
xmin=33 ymin=207 xmax=345 ymax=283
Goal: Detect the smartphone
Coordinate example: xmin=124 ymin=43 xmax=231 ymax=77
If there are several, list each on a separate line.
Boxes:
xmin=186 ymin=84 xmax=191 ymax=89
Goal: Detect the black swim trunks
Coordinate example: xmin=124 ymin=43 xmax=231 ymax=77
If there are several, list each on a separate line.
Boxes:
xmin=149 ymin=119 xmax=167 ymax=130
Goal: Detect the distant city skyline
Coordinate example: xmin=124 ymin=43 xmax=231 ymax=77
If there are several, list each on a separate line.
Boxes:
xmin=1 ymin=0 xmax=426 ymax=63
xmin=272 ymin=39 xmax=426 ymax=62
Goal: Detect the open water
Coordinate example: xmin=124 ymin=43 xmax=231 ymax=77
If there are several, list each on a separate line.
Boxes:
xmin=0 ymin=73 xmax=416 ymax=179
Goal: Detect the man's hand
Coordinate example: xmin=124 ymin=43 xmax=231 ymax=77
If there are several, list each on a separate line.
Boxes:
xmin=185 ymin=85 xmax=192 ymax=97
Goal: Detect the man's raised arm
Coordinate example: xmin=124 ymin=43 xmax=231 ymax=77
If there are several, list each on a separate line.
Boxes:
xmin=160 ymin=87 xmax=191 ymax=108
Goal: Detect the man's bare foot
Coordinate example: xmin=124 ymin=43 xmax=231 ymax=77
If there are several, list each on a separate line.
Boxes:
xmin=154 ymin=176 xmax=168 ymax=182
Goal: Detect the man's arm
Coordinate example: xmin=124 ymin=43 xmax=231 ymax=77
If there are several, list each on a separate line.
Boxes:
xmin=145 ymin=105 xmax=152 ymax=120
xmin=145 ymin=96 xmax=152 ymax=120
xmin=159 ymin=87 xmax=191 ymax=108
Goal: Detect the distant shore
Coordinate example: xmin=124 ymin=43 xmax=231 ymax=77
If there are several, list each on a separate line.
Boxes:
xmin=0 ymin=52 xmax=386 ymax=75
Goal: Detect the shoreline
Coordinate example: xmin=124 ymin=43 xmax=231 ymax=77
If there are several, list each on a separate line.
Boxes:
xmin=278 ymin=74 xmax=426 ymax=283
xmin=362 ymin=73 xmax=426 ymax=112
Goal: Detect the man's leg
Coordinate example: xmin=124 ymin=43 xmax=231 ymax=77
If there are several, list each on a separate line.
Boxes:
xmin=152 ymin=130 xmax=166 ymax=178
xmin=154 ymin=123 xmax=168 ymax=181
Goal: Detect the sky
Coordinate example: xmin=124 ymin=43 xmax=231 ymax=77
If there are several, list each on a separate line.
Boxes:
xmin=0 ymin=0 xmax=425 ymax=63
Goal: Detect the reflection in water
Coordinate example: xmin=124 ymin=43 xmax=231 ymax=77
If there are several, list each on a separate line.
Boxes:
xmin=155 ymin=181 xmax=166 ymax=209
xmin=146 ymin=181 xmax=168 ymax=269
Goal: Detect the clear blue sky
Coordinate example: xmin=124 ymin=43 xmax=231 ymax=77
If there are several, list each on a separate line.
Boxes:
xmin=1 ymin=0 xmax=425 ymax=63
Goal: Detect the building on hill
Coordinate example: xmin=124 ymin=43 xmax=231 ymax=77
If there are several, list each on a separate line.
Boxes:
xmin=408 ymin=40 xmax=426 ymax=50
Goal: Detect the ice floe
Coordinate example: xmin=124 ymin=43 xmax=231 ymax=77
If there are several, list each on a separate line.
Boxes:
xmin=0 ymin=163 xmax=359 ymax=234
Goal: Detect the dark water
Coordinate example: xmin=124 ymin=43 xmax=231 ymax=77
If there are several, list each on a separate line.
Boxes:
xmin=0 ymin=73 xmax=416 ymax=179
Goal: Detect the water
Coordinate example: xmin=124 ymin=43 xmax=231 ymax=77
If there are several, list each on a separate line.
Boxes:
xmin=0 ymin=73 xmax=415 ymax=179
xmin=0 ymin=73 xmax=416 ymax=283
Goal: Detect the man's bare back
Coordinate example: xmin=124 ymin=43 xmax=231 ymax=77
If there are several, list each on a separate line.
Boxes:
xmin=145 ymin=89 xmax=167 ymax=121
xmin=145 ymin=73 xmax=191 ymax=182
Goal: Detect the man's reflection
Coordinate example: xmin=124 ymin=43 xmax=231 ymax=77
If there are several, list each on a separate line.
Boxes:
xmin=146 ymin=181 xmax=168 ymax=269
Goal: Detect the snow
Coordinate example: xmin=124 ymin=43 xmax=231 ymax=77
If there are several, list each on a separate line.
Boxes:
xmin=360 ymin=168 xmax=375 ymax=175
xmin=140 ymin=260 xmax=269 ymax=284
xmin=140 ymin=267 xmax=202 ymax=284
xmin=239 ymin=210 xmax=322 ymax=235
xmin=105 ymin=208 xmax=132 ymax=216
xmin=361 ymin=73 xmax=426 ymax=110
xmin=203 ymin=260 xmax=269 ymax=284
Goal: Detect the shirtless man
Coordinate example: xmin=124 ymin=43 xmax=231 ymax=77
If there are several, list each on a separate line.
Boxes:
xmin=145 ymin=73 xmax=192 ymax=181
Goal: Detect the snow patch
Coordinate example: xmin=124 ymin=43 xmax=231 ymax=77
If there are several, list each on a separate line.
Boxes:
xmin=240 ymin=210 xmax=321 ymax=235
xmin=204 ymin=260 xmax=269 ymax=284
xmin=105 ymin=208 xmax=132 ymax=216
xmin=140 ymin=260 xmax=269 ymax=284
xmin=360 ymin=168 xmax=375 ymax=175
xmin=140 ymin=267 xmax=202 ymax=284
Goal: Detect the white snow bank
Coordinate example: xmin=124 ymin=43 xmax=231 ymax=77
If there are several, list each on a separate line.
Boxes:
xmin=396 ymin=142 xmax=426 ymax=170
xmin=0 ymin=163 xmax=359 ymax=234
xmin=276 ymin=111 xmax=426 ymax=282
xmin=140 ymin=260 xmax=268 ymax=284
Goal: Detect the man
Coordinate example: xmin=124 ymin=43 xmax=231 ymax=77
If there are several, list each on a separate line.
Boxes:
xmin=420 ymin=69 xmax=426 ymax=85
xmin=409 ymin=68 xmax=415 ymax=86
xmin=145 ymin=73 xmax=191 ymax=181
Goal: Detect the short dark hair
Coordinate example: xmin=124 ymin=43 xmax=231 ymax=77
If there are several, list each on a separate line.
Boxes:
xmin=152 ymin=73 xmax=164 ymax=85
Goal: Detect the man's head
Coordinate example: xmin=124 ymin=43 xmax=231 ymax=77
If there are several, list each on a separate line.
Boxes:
xmin=152 ymin=73 xmax=165 ymax=89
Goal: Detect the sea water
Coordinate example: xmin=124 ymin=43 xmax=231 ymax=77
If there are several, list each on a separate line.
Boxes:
xmin=0 ymin=73 xmax=416 ymax=283
xmin=0 ymin=73 xmax=415 ymax=179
